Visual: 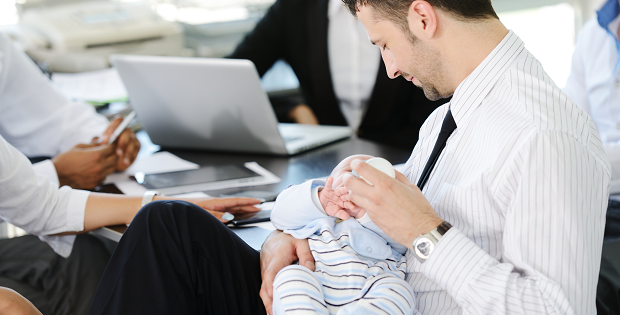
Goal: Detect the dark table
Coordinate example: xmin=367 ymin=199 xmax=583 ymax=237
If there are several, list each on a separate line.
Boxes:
xmin=93 ymin=135 xmax=412 ymax=248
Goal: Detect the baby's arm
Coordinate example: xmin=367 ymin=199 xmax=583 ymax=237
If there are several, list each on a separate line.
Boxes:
xmin=270 ymin=179 xmax=330 ymax=231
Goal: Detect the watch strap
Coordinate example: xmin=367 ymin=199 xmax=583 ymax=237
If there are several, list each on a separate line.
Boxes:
xmin=141 ymin=190 xmax=160 ymax=207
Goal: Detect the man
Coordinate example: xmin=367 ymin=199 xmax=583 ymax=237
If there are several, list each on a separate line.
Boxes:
xmin=0 ymin=32 xmax=140 ymax=190
xmin=0 ymin=32 xmax=141 ymax=315
xmin=87 ymin=1 xmax=610 ymax=314
xmin=230 ymin=0 xmax=446 ymax=149
xmin=565 ymin=0 xmax=620 ymax=313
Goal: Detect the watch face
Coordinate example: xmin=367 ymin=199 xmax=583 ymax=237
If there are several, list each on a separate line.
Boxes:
xmin=414 ymin=238 xmax=435 ymax=260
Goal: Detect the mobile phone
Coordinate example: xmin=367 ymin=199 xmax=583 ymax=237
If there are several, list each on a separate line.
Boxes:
xmin=229 ymin=210 xmax=271 ymax=226
xmin=108 ymin=111 xmax=136 ymax=144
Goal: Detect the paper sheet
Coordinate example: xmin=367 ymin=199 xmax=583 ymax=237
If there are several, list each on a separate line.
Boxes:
xmin=51 ymin=67 xmax=128 ymax=104
xmin=104 ymin=151 xmax=199 ymax=184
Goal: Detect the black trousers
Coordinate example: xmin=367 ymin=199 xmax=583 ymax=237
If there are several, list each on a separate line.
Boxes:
xmin=88 ymin=200 xmax=266 ymax=315
xmin=0 ymin=234 xmax=111 ymax=315
xmin=597 ymin=200 xmax=620 ymax=314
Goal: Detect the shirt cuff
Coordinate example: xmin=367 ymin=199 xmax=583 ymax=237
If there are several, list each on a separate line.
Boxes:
xmin=32 ymin=159 xmax=59 ymax=187
xmin=421 ymin=227 xmax=498 ymax=305
xmin=38 ymin=189 xmax=89 ymax=258
xmin=311 ymin=185 xmax=326 ymax=215
xmin=64 ymin=189 xmax=89 ymax=232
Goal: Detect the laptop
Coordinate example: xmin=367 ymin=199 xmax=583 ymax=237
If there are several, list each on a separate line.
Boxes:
xmin=110 ymin=55 xmax=352 ymax=155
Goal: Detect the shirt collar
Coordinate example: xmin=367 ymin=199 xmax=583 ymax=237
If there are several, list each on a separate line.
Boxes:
xmin=328 ymin=0 xmax=342 ymax=19
xmin=597 ymin=0 xmax=620 ymax=30
xmin=450 ymin=30 xmax=525 ymax=127
xmin=597 ymin=0 xmax=620 ymax=71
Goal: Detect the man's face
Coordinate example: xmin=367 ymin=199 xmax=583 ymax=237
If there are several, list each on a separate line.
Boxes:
xmin=357 ymin=5 xmax=448 ymax=101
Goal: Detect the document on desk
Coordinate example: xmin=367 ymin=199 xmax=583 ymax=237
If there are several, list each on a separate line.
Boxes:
xmin=51 ymin=67 xmax=128 ymax=105
xmin=104 ymin=151 xmax=200 ymax=195
xmin=104 ymin=152 xmax=281 ymax=196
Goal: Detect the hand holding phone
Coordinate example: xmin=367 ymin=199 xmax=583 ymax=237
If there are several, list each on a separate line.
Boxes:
xmin=107 ymin=111 xmax=136 ymax=144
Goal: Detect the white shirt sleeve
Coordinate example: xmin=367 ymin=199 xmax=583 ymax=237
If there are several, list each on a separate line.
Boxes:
xmin=0 ymin=33 xmax=108 ymax=158
xmin=32 ymin=159 xmax=60 ymax=187
xmin=0 ymin=134 xmax=89 ymax=258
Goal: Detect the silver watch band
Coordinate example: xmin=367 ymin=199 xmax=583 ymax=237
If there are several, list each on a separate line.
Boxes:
xmin=412 ymin=221 xmax=452 ymax=263
xmin=141 ymin=190 xmax=160 ymax=207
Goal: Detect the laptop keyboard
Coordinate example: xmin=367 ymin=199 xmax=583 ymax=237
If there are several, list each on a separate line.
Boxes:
xmin=283 ymin=136 xmax=304 ymax=143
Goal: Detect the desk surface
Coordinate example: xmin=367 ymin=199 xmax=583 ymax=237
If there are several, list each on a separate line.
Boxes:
xmin=168 ymin=136 xmax=411 ymax=195
xmin=94 ymin=135 xmax=412 ymax=247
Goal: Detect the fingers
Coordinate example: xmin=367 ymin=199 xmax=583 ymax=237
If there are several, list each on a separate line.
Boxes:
xmin=260 ymin=282 xmax=274 ymax=315
xmin=350 ymin=159 xmax=388 ymax=187
xmin=115 ymin=129 xmax=140 ymax=170
xmin=295 ymin=238 xmax=315 ymax=271
xmin=199 ymin=197 xmax=262 ymax=211
xmin=223 ymin=205 xmax=261 ymax=213
xmin=334 ymin=209 xmax=351 ymax=221
xmin=101 ymin=117 xmax=123 ymax=144
xmin=324 ymin=177 xmax=334 ymax=192
xmin=394 ymin=170 xmax=416 ymax=188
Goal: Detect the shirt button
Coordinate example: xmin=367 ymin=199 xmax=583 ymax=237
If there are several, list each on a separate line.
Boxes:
xmin=615 ymin=81 xmax=620 ymax=88
xmin=366 ymin=246 xmax=372 ymax=252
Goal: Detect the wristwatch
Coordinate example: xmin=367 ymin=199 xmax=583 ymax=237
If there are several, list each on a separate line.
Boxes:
xmin=412 ymin=221 xmax=453 ymax=263
xmin=141 ymin=190 xmax=161 ymax=207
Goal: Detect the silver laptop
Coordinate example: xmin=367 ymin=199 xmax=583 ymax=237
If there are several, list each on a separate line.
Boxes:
xmin=110 ymin=55 xmax=352 ymax=155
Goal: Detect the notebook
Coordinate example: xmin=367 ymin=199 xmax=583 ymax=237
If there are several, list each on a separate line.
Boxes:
xmin=111 ymin=55 xmax=352 ymax=155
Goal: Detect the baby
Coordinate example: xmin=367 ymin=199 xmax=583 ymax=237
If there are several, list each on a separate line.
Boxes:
xmin=270 ymin=158 xmax=414 ymax=315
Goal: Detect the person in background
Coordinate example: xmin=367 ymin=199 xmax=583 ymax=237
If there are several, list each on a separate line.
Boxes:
xmin=0 ymin=32 xmax=140 ymax=190
xmin=564 ymin=0 xmax=620 ymax=313
xmin=0 ymin=131 xmax=260 ymax=315
xmin=0 ymin=31 xmax=142 ymax=315
xmin=229 ymin=0 xmax=446 ymax=150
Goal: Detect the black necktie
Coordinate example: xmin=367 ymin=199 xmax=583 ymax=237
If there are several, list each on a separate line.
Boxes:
xmin=416 ymin=109 xmax=457 ymax=190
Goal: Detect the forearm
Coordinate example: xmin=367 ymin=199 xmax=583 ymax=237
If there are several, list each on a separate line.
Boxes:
xmin=81 ymin=193 xmax=143 ymax=232
xmin=271 ymin=180 xmax=327 ymax=230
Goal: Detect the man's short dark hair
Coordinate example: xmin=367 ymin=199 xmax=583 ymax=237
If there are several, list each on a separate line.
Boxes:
xmin=343 ymin=0 xmax=499 ymax=31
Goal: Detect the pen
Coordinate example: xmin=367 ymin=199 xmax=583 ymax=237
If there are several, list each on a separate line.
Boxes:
xmin=107 ymin=111 xmax=136 ymax=144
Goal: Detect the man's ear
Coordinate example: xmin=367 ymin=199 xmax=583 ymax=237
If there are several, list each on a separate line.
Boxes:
xmin=407 ymin=0 xmax=438 ymax=40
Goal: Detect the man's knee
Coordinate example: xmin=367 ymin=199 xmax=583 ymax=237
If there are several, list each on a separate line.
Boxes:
xmin=0 ymin=287 xmax=42 ymax=315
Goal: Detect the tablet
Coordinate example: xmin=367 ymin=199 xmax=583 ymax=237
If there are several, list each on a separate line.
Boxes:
xmin=139 ymin=164 xmax=263 ymax=194
xmin=229 ymin=210 xmax=272 ymax=226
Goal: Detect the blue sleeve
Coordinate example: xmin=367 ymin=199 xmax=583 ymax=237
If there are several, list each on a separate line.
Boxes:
xmin=270 ymin=179 xmax=328 ymax=230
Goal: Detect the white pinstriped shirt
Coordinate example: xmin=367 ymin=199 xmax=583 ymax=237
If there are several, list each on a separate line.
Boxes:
xmin=401 ymin=31 xmax=610 ymax=314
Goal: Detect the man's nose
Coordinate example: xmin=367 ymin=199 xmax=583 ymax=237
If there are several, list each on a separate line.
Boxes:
xmin=382 ymin=51 xmax=400 ymax=79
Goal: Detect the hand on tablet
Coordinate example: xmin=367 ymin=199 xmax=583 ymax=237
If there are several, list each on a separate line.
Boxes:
xmin=161 ymin=197 xmax=262 ymax=223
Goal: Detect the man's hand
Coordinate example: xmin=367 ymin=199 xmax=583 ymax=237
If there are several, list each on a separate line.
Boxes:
xmin=330 ymin=154 xmax=375 ymax=189
xmin=99 ymin=116 xmax=141 ymax=171
xmin=344 ymin=159 xmax=444 ymax=246
xmin=260 ymin=231 xmax=314 ymax=315
xmin=289 ymin=104 xmax=319 ymax=125
xmin=0 ymin=287 xmax=42 ymax=315
xmin=52 ymin=143 xmax=117 ymax=189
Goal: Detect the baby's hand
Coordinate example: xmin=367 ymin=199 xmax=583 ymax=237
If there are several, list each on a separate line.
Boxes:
xmin=319 ymin=177 xmax=365 ymax=220
xmin=339 ymin=192 xmax=366 ymax=219
xmin=319 ymin=177 xmax=352 ymax=220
